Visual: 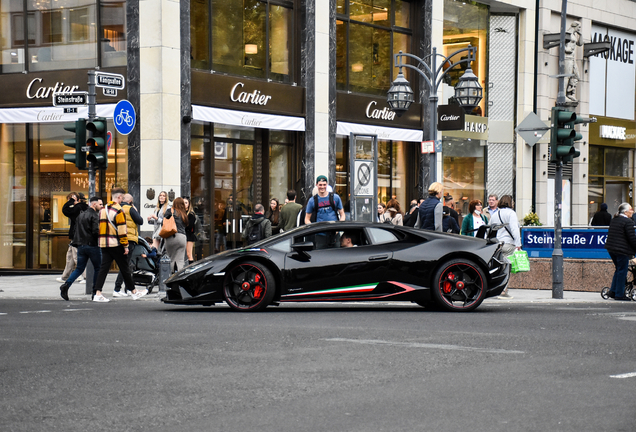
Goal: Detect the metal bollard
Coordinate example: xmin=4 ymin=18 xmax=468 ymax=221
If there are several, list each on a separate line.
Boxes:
xmin=158 ymin=254 xmax=171 ymax=293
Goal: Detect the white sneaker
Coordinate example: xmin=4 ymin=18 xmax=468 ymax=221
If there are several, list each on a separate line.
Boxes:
xmin=79 ymin=280 xmax=86 ymax=284
xmin=112 ymin=291 xmax=129 ymax=297
xmin=56 ymin=277 xmax=65 ymax=283
xmin=131 ymin=289 xmax=148 ymax=300
xmin=93 ymin=294 xmax=110 ymax=302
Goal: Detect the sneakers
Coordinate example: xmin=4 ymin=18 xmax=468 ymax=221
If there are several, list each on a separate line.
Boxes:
xmin=56 ymin=277 xmax=66 ymax=283
xmin=130 ymin=289 xmax=148 ymax=300
xmin=79 ymin=280 xmax=86 ymax=284
xmin=59 ymin=283 xmax=70 ymax=301
xmin=112 ymin=290 xmax=129 ymax=297
xmin=93 ymin=294 xmax=110 ymax=302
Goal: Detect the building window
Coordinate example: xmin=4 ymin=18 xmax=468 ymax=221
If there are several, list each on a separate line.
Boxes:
xmin=443 ymin=0 xmax=488 ymax=116
xmin=191 ymin=0 xmax=294 ymax=83
xmin=1 ymin=0 xmax=126 ymax=73
xmin=336 ymin=0 xmax=413 ymax=96
xmin=588 ymin=145 xmax=634 ymax=220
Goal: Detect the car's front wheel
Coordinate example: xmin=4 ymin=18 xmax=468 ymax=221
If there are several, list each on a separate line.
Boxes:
xmin=431 ymin=259 xmax=487 ymax=312
xmin=223 ymin=261 xmax=276 ymax=311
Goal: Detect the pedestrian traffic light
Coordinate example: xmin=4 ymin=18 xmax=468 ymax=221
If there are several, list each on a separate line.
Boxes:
xmin=85 ymin=117 xmax=108 ymax=170
xmin=63 ymin=119 xmax=87 ymax=170
xmin=550 ymin=106 xmax=582 ymax=163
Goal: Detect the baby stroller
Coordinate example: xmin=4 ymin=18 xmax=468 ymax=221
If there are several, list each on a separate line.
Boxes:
xmin=130 ymin=237 xmax=161 ymax=294
xmin=601 ymin=261 xmax=636 ymax=301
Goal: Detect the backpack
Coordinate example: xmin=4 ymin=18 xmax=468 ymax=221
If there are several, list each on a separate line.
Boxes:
xmin=310 ymin=193 xmax=337 ymax=223
xmin=246 ymin=219 xmax=265 ymax=245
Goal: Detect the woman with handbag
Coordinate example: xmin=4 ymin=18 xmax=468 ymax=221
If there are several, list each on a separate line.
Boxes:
xmin=490 ymin=195 xmax=522 ymax=298
xmin=148 ymin=191 xmax=171 ymax=250
xmin=161 ymin=197 xmax=189 ymax=273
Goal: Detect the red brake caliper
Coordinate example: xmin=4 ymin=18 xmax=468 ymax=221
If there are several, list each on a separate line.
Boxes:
xmin=442 ymin=272 xmax=455 ymax=294
xmin=253 ymin=273 xmax=264 ymax=299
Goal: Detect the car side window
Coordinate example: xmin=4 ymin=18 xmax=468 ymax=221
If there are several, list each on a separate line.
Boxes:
xmin=269 ymin=238 xmax=291 ymax=253
xmin=366 ymin=227 xmax=398 ymax=245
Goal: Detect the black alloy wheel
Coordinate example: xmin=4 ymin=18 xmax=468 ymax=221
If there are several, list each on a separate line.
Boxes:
xmin=431 ymin=259 xmax=487 ymax=312
xmin=223 ymin=261 xmax=276 ymax=311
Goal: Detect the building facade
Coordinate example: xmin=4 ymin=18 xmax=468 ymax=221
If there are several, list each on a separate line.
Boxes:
xmin=2 ymin=0 xmax=635 ymax=272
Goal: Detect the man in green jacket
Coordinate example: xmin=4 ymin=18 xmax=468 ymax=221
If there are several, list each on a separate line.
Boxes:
xmin=278 ymin=190 xmax=303 ymax=232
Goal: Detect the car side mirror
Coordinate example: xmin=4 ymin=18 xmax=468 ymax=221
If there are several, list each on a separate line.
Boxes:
xmin=291 ymin=241 xmax=314 ymax=252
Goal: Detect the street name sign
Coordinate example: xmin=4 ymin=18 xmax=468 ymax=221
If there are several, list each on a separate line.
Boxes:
xmin=52 ymin=91 xmax=88 ymax=107
xmin=103 ymin=88 xmax=118 ymax=97
xmin=95 ymin=72 xmax=125 ymax=90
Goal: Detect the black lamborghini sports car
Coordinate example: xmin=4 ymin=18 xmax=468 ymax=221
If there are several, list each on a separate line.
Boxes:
xmin=162 ymin=221 xmax=510 ymax=312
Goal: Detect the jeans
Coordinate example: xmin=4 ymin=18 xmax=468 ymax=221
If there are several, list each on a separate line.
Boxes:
xmin=66 ymin=245 xmax=102 ymax=286
xmin=114 ymin=241 xmax=137 ymax=292
xmin=94 ymin=246 xmax=135 ymax=295
xmin=609 ymin=252 xmax=630 ymax=298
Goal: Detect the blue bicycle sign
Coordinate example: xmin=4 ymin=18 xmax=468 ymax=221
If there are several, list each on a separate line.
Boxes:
xmin=113 ymin=99 xmax=136 ymax=135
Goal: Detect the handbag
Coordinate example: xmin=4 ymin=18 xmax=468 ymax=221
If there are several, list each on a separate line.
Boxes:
xmin=159 ymin=213 xmax=177 ymax=238
xmin=510 ymin=250 xmax=530 ymax=273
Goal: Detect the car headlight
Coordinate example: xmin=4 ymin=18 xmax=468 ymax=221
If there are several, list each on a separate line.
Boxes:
xmin=184 ymin=262 xmax=212 ymax=274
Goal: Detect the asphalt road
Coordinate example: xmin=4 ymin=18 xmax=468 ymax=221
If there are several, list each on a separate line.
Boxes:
xmin=1 ymin=298 xmax=635 ymax=432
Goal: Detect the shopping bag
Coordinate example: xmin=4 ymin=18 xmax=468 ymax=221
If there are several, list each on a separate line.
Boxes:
xmin=510 ymin=250 xmax=530 ymax=273
xmin=159 ymin=215 xmax=177 ymax=238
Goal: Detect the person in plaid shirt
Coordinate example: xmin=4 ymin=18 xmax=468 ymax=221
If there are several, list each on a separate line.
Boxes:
xmin=91 ymin=187 xmax=147 ymax=302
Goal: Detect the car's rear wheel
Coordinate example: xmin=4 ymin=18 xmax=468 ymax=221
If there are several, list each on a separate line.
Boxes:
xmin=431 ymin=259 xmax=487 ymax=312
xmin=223 ymin=261 xmax=275 ymax=311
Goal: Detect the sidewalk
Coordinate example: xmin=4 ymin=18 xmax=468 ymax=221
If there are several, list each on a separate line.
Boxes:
xmin=0 ymin=274 xmax=611 ymax=304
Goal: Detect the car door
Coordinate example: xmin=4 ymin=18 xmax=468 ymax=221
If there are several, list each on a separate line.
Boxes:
xmin=281 ymin=227 xmax=394 ymax=301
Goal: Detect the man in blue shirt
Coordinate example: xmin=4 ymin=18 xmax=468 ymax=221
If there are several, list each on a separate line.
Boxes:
xmin=305 ymin=175 xmax=345 ymax=224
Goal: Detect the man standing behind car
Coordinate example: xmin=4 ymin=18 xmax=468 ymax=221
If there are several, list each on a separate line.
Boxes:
xmin=278 ymin=189 xmax=303 ymax=232
xmin=58 ymin=192 xmax=88 ymax=283
xmin=304 ymin=175 xmax=345 ymax=224
xmin=59 ymin=196 xmax=103 ymax=301
xmin=112 ymin=193 xmax=144 ymax=297
xmin=242 ymin=204 xmax=272 ymax=245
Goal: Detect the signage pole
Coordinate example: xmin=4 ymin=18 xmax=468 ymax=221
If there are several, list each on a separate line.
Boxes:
xmin=552 ymin=0 xmax=567 ymax=299
xmin=85 ymin=70 xmax=97 ymax=296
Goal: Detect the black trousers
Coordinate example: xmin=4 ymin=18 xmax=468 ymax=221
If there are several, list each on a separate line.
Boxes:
xmin=94 ymin=245 xmax=135 ymax=295
xmin=114 ymin=241 xmax=137 ymax=292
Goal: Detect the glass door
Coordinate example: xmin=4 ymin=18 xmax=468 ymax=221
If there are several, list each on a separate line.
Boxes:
xmin=214 ymin=141 xmax=254 ymax=251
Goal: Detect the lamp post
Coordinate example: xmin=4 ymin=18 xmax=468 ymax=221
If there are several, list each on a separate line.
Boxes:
xmin=387 ymin=46 xmax=483 ymax=188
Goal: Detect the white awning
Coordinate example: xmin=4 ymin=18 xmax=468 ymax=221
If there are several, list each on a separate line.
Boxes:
xmin=192 ymin=105 xmax=305 ymax=131
xmin=336 ymin=121 xmax=423 ymax=142
xmin=0 ymin=104 xmax=117 ymax=123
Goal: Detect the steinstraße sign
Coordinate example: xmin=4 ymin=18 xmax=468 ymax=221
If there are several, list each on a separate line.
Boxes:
xmin=437 ymin=104 xmax=465 ymax=131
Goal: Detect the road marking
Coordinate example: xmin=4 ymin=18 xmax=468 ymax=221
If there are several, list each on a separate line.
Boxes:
xmin=610 ymin=372 xmax=636 ymax=379
xmin=324 ymin=338 xmax=525 ymax=354
xmin=0 ymin=313 xmax=6 ymax=315
xmin=19 ymin=310 xmax=51 ymax=314
xmin=63 ymin=309 xmax=93 ymax=312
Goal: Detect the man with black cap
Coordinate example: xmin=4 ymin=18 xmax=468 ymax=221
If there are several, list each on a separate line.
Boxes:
xmin=57 ymin=192 xmax=88 ymax=283
xmin=591 ymin=203 xmax=612 ymax=226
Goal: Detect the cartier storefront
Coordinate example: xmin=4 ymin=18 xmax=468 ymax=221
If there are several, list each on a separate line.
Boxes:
xmin=186 ymin=72 xmax=305 ymax=253
xmin=0 ymin=68 xmax=128 ymax=271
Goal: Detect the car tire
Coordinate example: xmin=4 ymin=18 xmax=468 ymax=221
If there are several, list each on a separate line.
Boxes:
xmin=223 ymin=261 xmax=276 ymax=311
xmin=431 ymin=258 xmax=487 ymax=312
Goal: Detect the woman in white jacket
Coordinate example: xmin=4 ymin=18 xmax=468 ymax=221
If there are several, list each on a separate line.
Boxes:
xmin=490 ymin=195 xmax=521 ymax=297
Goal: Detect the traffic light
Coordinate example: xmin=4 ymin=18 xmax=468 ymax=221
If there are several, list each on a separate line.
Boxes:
xmin=85 ymin=117 xmax=108 ymax=170
xmin=63 ymin=119 xmax=87 ymax=170
xmin=550 ymin=107 xmax=582 ymax=163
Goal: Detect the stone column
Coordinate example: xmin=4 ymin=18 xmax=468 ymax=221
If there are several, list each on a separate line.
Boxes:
xmin=138 ymin=0 xmax=182 ymax=218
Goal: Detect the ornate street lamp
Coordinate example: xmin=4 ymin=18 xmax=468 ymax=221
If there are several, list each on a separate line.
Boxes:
xmin=454 ymin=67 xmax=483 ymax=112
xmin=387 ymin=45 xmax=482 ymax=184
